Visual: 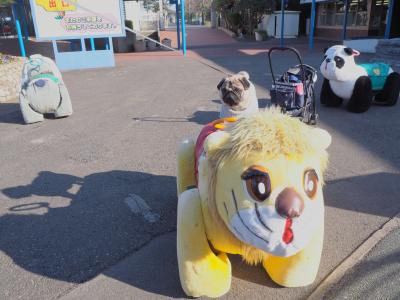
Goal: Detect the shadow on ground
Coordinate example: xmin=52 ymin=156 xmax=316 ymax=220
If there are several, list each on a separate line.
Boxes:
xmin=1 ymin=168 xmax=399 ymax=297
xmin=324 ymin=172 xmax=400 ymax=218
xmin=133 ymin=110 xmax=220 ymax=125
xmin=1 ymin=170 xmax=177 ymax=284
xmin=0 ymin=103 xmax=24 ymax=124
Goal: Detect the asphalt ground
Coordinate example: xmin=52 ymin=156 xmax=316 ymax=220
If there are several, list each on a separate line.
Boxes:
xmin=1 ymin=29 xmax=399 ymax=299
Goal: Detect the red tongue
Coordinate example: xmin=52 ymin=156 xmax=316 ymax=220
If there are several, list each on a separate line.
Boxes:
xmin=283 ymin=218 xmax=294 ymax=244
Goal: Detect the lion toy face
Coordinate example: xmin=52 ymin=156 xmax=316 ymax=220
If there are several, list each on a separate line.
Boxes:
xmin=177 ymin=110 xmax=331 ymax=297
xmin=210 ymin=149 xmax=325 ymax=257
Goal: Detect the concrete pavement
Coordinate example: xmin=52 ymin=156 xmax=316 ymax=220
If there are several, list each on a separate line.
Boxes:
xmin=1 ymin=28 xmax=400 ymax=299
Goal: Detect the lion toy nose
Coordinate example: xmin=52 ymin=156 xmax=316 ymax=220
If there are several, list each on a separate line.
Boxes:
xmin=275 ymin=188 xmax=304 ymax=218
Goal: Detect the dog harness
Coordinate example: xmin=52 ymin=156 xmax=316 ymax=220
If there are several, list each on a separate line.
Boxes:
xmin=194 ymin=118 xmax=237 ymax=183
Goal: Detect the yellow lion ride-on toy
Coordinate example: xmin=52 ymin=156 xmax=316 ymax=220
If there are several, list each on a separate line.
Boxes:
xmin=176 ymin=110 xmax=331 ymax=297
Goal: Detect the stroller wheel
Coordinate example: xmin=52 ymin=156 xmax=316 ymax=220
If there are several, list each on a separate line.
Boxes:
xmin=309 ymin=113 xmax=318 ymax=125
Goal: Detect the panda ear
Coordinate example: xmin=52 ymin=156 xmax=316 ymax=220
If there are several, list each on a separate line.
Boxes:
xmin=344 ymin=47 xmax=353 ymax=56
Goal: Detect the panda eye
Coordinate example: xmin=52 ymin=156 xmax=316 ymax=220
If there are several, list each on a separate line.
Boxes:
xmin=242 ymin=166 xmax=271 ymax=202
xmin=304 ymin=169 xmax=319 ymax=199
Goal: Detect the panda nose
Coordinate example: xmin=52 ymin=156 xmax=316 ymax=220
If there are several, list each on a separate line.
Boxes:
xmin=275 ymin=188 xmax=304 ymax=219
xmin=326 ymin=58 xmax=331 ymax=63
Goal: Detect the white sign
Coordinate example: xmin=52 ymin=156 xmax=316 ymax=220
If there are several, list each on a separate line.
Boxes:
xmin=30 ymin=0 xmax=125 ymax=39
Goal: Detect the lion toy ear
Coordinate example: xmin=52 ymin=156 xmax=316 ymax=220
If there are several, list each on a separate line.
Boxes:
xmin=204 ymin=131 xmax=230 ymax=153
xmin=309 ymin=128 xmax=332 ymax=150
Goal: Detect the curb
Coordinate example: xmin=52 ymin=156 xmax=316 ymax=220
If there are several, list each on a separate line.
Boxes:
xmin=307 ymin=211 xmax=400 ymax=300
xmin=218 ymin=27 xmax=236 ymax=38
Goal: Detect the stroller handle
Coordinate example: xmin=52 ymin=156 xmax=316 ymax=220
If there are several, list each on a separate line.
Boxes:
xmin=267 ymin=46 xmax=306 ymax=87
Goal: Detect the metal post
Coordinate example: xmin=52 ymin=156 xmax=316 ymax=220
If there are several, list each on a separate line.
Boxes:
xmin=181 ymin=0 xmax=187 ymax=55
xmin=342 ymin=0 xmax=349 ymax=41
xmin=15 ymin=19 xmax=26 ymax=57
xmin=81 ymin=38 xmax=86 ymax=51
xmin=90 ymin=38 xmax=96 ymax=50
xmin=384 ymin=0 xmax=394 ymax=39
xmin=176 ymin=1 xmax=181 ymax=50
xmin=309 ymin=0 xmax=316 ymax=49
xmin=108 ymin=37 xmax=114 ymax=51
xmin=17 ymin=0 xmax=29 ymax=39
xmin=280 ymin=0 xmax=285 ymax=47
xmin=105 ymin=38 xmax=110 ymax=50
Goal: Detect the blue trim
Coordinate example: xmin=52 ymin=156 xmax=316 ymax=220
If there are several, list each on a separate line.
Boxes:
xmin=181 ymin=0 xmax=186 ymax=55
xmin=17 ymin=0 xmax=29 ymax=39
xmin=16 ymin=20 xmax=26 ymax=57
xmin=280 ymin=0 xmax=285 ymax=47
xmin=342 ymin=0 xmax=349 ymax=41
xmin=176 ymin=2 xmax=181 ymax=50
xmin=309 ymin=0 xmax=316 ymax=49
xmin=90 ymin=38 xmax=96 ymax=50
xmin=385 ymin=0 xmax=394 ymax=39
xmin=28 ymin=0 xmax=126 ymax=40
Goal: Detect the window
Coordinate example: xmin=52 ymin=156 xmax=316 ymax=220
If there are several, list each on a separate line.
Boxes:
xmin=318 ymin=0 xmax=368 ymax=27
xmin=370 ymin=0 xmax=389 ymax=29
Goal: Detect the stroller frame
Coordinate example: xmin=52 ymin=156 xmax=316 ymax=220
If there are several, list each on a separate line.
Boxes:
xmin=268 ymin=47 xmax=318 ymax=125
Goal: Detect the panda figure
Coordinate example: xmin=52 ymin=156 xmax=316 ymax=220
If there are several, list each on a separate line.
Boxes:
xmin=320 ymin=45 xmax=400 ymax=113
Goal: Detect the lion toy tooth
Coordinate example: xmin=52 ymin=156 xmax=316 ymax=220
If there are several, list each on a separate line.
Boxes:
xmin=176 ymin=109 xmax=331 ymax=297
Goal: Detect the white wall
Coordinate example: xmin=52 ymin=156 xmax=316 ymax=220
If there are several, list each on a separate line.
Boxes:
xmin=344 ymin=39 xmax=379 ymax=53
xmin=125 ymin=0 xmax=141 ymax=31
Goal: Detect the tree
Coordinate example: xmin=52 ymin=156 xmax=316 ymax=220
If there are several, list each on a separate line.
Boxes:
xmin=213 ymin=0 xmax=275 ymax=36
xmin=185 ymin=0 xmax=212 ymax=24
xmin=0 ymin=0 xmax=15 ymax=6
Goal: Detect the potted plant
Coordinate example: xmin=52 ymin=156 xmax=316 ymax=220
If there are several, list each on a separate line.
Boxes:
xmin=255 ymin=29 xmax=267 ymax=41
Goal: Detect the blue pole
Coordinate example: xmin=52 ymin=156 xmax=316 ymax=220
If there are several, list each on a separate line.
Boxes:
xmin=17 ymin=0 xmax=29 ymax=39
xmin=280 ymin=0 xmax=284 ymax=47
xmin=15 ymin=20 xmax=26 ymax=57
xmin=342 ymin=0 xmax=349 ymax=41
xmin=90 ymin=38 xmax=96 ymax=50
xmin=384 ymin=0 xmax=394 ymax=39
xmin=309 ymin=0 xmax=316 ymax=49
xmin=181 ymin=0 xmax=187 ymax=55
xmin=176 ymin=2 xmax=181 ymax=50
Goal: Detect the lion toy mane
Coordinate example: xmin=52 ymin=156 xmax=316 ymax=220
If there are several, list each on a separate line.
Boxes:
xmin=176 ymin=109 xmax=331 ymax=297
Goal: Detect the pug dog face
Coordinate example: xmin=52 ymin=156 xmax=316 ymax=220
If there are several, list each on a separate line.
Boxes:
xmin=217 ymin=71 xmax=252 ymax=111
xmin=320 ymin=45 xmax=360 ymax=82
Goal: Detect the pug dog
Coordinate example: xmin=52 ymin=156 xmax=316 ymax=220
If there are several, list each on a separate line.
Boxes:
xmin=217 ymin=71 xmax=259 ymax=118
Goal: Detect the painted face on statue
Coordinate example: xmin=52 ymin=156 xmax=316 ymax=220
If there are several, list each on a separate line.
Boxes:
xmin=320 ymin=45 xmax=360 ymax=82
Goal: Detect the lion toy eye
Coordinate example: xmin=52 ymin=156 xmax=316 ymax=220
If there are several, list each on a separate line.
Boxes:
xmin=241 ymin=166 xmax=271 ymax=202
xmin=304 ymin=169 xmax=319 ymax=198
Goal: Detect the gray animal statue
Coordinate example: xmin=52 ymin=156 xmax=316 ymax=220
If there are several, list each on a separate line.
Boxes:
xmin=19 ymin=54 xmax=73 ymax=124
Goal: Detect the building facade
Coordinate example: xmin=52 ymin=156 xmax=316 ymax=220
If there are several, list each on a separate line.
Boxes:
xmin=301 ymin=0 xmax=399 ymax=39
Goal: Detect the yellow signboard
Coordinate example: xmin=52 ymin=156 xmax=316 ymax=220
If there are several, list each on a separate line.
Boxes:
xmin=35 ymin=0 xmax=77 ymax=12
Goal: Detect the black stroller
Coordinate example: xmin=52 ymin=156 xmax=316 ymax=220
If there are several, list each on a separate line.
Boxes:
xmin=268 ymin=47 xmax=318 ymax=125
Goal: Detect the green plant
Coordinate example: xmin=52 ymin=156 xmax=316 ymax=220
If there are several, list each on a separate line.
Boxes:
xmin=0 ymin=53 xmax=16 ymax=64
xmin=125 ymin=19 xmax=133 ymax=30
xmin=0 ymin=0 xmax=15 ymax=6
xmin=214 ymin=0 xmax=275 ymax=36
xmin=255 ymin=29 xmax=268 ymax=39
